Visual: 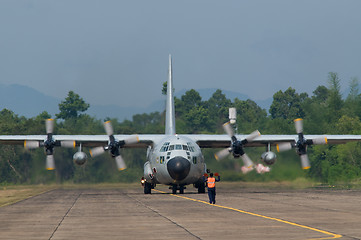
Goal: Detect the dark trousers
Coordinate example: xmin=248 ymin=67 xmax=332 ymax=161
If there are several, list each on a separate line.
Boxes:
xmin=208 ymin=187 xmax=216 ymax=204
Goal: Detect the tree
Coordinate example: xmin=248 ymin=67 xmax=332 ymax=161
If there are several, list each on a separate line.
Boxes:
xmin=184 ymin=106 xmax=211 ymax=133
xmin=162 ymin=82 xmax=167 ymax=95
xmin=175 ymin=89 xmax=202 ymax=117
xmin=269 ymin=87 xmax=308 ymax=120
xmin=162 ymin=81 xmax=175 ymax=96
xmin=344 ymin=77 xmax=361 ymax=118
xmin=233 ymin=98 xmax=267 ymax=133
xmin=312 ymin=85 xmax=329 ymax=103
xmin=56 ymin=91 xmax=90 ymax=120
xmin=204 ymin=89 xmax=232 ymax=131
xmin=326 ymin=72 xmax=343 ymax=124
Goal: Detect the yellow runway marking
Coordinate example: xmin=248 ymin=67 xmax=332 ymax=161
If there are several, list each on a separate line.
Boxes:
xmin=154 ymin=189 xmax=342 ymax=240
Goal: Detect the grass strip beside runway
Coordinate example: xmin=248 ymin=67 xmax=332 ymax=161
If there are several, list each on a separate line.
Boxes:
xmin=0 ymin=185 xmax=57 ymax=207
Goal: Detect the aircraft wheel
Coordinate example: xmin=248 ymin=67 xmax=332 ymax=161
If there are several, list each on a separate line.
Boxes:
xmin=144 ymin=182 xmax=152 ymax=194
xmin=198 ymin=183 xmax=205 ymax=194
xmin=179 ymin=185 xmax=184 ymax=194
xmin=172 ymin=185 xmax=177 ymax=194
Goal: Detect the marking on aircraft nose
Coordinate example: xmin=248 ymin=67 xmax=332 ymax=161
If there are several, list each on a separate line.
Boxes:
xmin=153 ymin=189 xmax=342 ymax=240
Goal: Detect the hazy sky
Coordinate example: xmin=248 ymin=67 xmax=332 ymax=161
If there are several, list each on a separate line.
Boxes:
xmin=1 ymin=0 xmax=360 ymax=108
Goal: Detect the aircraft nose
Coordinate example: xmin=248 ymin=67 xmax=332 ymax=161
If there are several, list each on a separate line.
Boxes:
xmin=167 ymin=156 xmax=191 ymax=181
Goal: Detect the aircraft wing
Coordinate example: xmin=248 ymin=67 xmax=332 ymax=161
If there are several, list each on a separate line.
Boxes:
xmin=184 ymin=134 xmax=361 ymax=148
xmin=2 ymin=134 xmax=361 ymax=149
xmin=0 ymin=135 xmax=166 ymax=148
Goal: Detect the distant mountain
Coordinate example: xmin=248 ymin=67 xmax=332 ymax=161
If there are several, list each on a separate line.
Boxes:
xmin=0 ymin=83 xmax=60 ymax=117
xmin=0 ymin=84 xmax=272 ymax=121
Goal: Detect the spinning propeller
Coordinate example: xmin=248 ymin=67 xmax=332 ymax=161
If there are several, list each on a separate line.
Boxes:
xmin=215 ymin=122 xmax=261 ymax=170
xmin=90 ymin=121 xmax=139 ymax=171
xmin=24 ymin=119 xmax=75 ymax=170
xmin=276 ymin=118 xmax=327 ymax=169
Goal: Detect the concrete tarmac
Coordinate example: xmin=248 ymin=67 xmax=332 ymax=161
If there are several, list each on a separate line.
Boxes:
xmin=0 ymin=184 xmax=360 ymax=240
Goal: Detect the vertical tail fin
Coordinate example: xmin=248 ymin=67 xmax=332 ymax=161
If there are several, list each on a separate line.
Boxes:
xmin=165 ymin=54 xmax=176 ymax=135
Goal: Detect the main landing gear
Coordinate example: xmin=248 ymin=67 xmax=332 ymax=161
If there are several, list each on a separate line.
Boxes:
xmin=170 ymin=185 xmax=185 ymax=194
xmin=194 ymin=179 xmax=206 ymax=194
xmin=144 ymin=182 xmax=154 ymax=194
xmin=141 ymin=177 xmax=154 ymax=194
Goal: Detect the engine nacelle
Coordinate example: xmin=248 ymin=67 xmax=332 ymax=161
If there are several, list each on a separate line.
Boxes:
xmin=261 ymin=151 xmax=277 ymax=165
xmin=73 ymin=151 xmax=87 ymax=165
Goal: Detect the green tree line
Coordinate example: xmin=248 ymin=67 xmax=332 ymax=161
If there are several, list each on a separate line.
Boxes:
xmin=1 ymin=72 xmax=361 ymax=184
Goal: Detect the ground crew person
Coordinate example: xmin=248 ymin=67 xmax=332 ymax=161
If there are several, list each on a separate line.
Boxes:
xmin=205 ymin=172 xmax=220 ymax=204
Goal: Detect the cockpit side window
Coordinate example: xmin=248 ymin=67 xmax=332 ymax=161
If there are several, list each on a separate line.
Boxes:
xmin=160 ymin=142 xmax=170 ymax=152
xmin=187 ymin=142 xmax=195 ymax=152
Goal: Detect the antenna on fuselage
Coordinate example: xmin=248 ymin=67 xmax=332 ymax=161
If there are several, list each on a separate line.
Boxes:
xmin=165 ymin=54 xmax=176 ymax=135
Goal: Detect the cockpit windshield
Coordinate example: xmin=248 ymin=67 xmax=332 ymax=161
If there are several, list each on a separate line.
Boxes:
xmin=160 ymin=142 xmax=196 ymax=152
xmin=160 ymin=142 xmax=170 ymax=152
xmin=159 ymin=142 xmax=194 ymax=152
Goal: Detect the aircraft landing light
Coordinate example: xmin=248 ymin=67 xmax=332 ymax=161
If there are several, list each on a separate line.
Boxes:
xmin=153 ymin=189 xmax=342 ymax=240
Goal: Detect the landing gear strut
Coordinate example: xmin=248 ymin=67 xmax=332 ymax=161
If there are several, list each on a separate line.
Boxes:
xmin=170 ymin=185 xmax=186 ymax=194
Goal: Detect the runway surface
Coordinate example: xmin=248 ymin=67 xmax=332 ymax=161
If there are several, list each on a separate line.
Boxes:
xmin=0 ymin=184 xmax=360 ymax=240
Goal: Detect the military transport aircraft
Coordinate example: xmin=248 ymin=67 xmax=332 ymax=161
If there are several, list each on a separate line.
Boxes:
xmin=2 ymin=55 xmax=361 ymax=194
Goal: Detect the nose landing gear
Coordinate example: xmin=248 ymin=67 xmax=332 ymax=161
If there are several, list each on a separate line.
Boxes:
xmin=170 ymin=185 xmax=186 ymax=194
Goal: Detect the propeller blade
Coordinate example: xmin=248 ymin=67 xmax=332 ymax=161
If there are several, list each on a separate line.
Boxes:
xmin=60 ymin=141 xmax=76 ymax=148
xmin=294 ymin=118 xmax=303 ymax=134
xmin=124 ymin=135 xmax=140 ymax=145
xmin=24 ymin=140 xmax=40 ymax=149
xmin=46 ymin=155 xmax=55 ymax=170
xmin=241 ymin=153 xmax=253 ymax=168
xmin=300 ymin=154 xmax=310 ymax=169
xmin=115 ymin=155 xmax=126 ymax=170
xmin=90 ymin=147 xmax=105 ymax=157
xmin=276 ymin=142 xmax=293 ymax=152
xmin=255 ymin=163 xmax=271 ymax=174
xmin=214 ymin=148 xmax=231 ymax=161
xmin=241 ymin=166 xmax=254 ymax=174
xmin=104 ymin=121 xmax=114 ymax=136
xmin=46 ymin=119 xmax=54 ymax=134
xmin=223 ymin=122 xmax=234 ymax=138
xmin=245 ymin=130 xmax=261 ymax=142
xmin=312 ymin=137 xmax=328 ymax=145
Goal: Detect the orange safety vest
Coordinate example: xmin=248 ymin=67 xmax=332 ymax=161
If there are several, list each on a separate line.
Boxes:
xmin=207 ymin=177 xmax=216 ymax=188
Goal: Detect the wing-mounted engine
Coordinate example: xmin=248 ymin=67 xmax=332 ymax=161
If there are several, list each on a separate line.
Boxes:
xmin=24 ymin=119 xmax=75 ymax=170
xmin=90 ymin=121 xmax=139 ymax=171
xmin=214 ymin=121 xmax=261 ymax=172
xmin=276 ymin=118 xmax=327 ymax=169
